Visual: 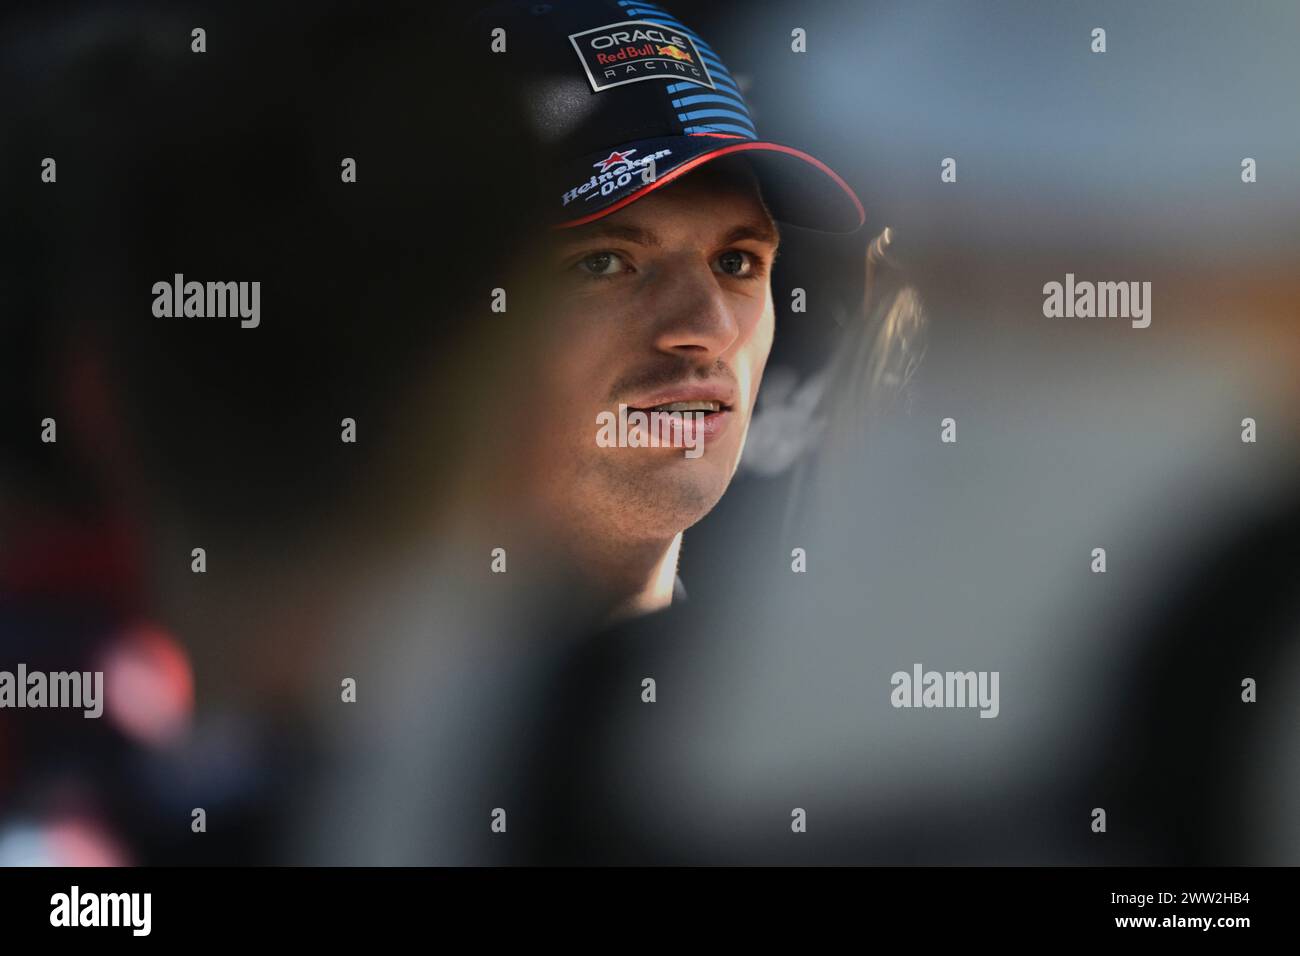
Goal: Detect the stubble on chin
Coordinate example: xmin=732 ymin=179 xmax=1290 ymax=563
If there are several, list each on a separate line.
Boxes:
xmin=584 ymin=450 xmax=734 ymax=541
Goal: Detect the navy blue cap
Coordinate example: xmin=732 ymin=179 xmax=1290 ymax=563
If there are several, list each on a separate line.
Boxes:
xmin=479 ymin=0 xmax=866 ymax=233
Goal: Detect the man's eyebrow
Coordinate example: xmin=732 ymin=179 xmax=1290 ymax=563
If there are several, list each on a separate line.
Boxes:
xmin=559 ymin=223 xmax=663 ymax=248
xmin=721 ymin=218 xmax=781 ymax=248
xmin=557 ymin=218 xmax=780 ymax=249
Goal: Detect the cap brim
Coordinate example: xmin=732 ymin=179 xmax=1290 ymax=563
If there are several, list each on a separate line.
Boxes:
xmin=552 ymin=134 xmax=865 ymax=235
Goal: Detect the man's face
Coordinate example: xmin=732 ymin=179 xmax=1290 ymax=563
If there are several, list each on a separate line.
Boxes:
xmin=530 ymin=158 xmax=780 ymax=544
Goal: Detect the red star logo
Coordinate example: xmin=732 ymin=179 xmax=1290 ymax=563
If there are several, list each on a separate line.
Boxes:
xmin=594 ymin=149 xmax=637 ymax=171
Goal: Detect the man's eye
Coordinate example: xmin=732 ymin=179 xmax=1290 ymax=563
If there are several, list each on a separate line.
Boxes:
xmin=715 ymin=250 xmax=754 ymax=277
xmin=576 ymin=251 xmax=626 ymax=278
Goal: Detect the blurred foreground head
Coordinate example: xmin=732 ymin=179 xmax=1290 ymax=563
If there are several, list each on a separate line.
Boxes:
xmin=0 ymin=2 xmax=592 ymax=711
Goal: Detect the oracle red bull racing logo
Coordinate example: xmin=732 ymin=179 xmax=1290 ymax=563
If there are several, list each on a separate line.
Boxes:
xmin=569 ymin=19 xmax=714 ymax=92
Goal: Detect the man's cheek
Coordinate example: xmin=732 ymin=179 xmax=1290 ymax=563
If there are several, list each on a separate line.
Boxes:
xmin=755 ymin=295 xmax=776 ymax=358
xmin=748 ymin=304 xmax=777 ymax=398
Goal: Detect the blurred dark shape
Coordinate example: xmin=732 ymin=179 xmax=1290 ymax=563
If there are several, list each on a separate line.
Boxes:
xmin=0 ymin=0 xmax=551 ymax=863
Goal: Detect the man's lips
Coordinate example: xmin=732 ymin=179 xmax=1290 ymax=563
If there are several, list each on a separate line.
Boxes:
xmin=618 ymin=384 xmax=737 ymax=448
xmin=623 ymin=384 xmax=735 ymax=414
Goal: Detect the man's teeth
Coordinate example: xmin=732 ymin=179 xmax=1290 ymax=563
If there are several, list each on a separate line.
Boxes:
xmin=648 ymin=400 xmax=722 ymax=413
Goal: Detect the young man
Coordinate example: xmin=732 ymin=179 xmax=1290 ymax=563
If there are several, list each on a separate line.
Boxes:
xmin=482 ymin=0 xmax=866 ymax=617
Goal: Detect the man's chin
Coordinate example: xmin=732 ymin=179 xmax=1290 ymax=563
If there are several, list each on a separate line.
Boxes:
xmin=602 ymin=456 xmax=735 ymax=537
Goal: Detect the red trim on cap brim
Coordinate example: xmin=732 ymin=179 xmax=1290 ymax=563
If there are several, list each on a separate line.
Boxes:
xmin=552 ymin=140 xmax=866 ymax=231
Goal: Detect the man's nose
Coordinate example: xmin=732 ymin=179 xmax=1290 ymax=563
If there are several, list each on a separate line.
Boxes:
xmin=651 ymin=263 xmax=741 ymax=360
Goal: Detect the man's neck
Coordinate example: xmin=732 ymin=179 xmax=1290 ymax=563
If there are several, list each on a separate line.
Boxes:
xmin=611 ymin=532 xmax=683 ymax=619
xmin=559 ymin=530 xmax=683 ymax=621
